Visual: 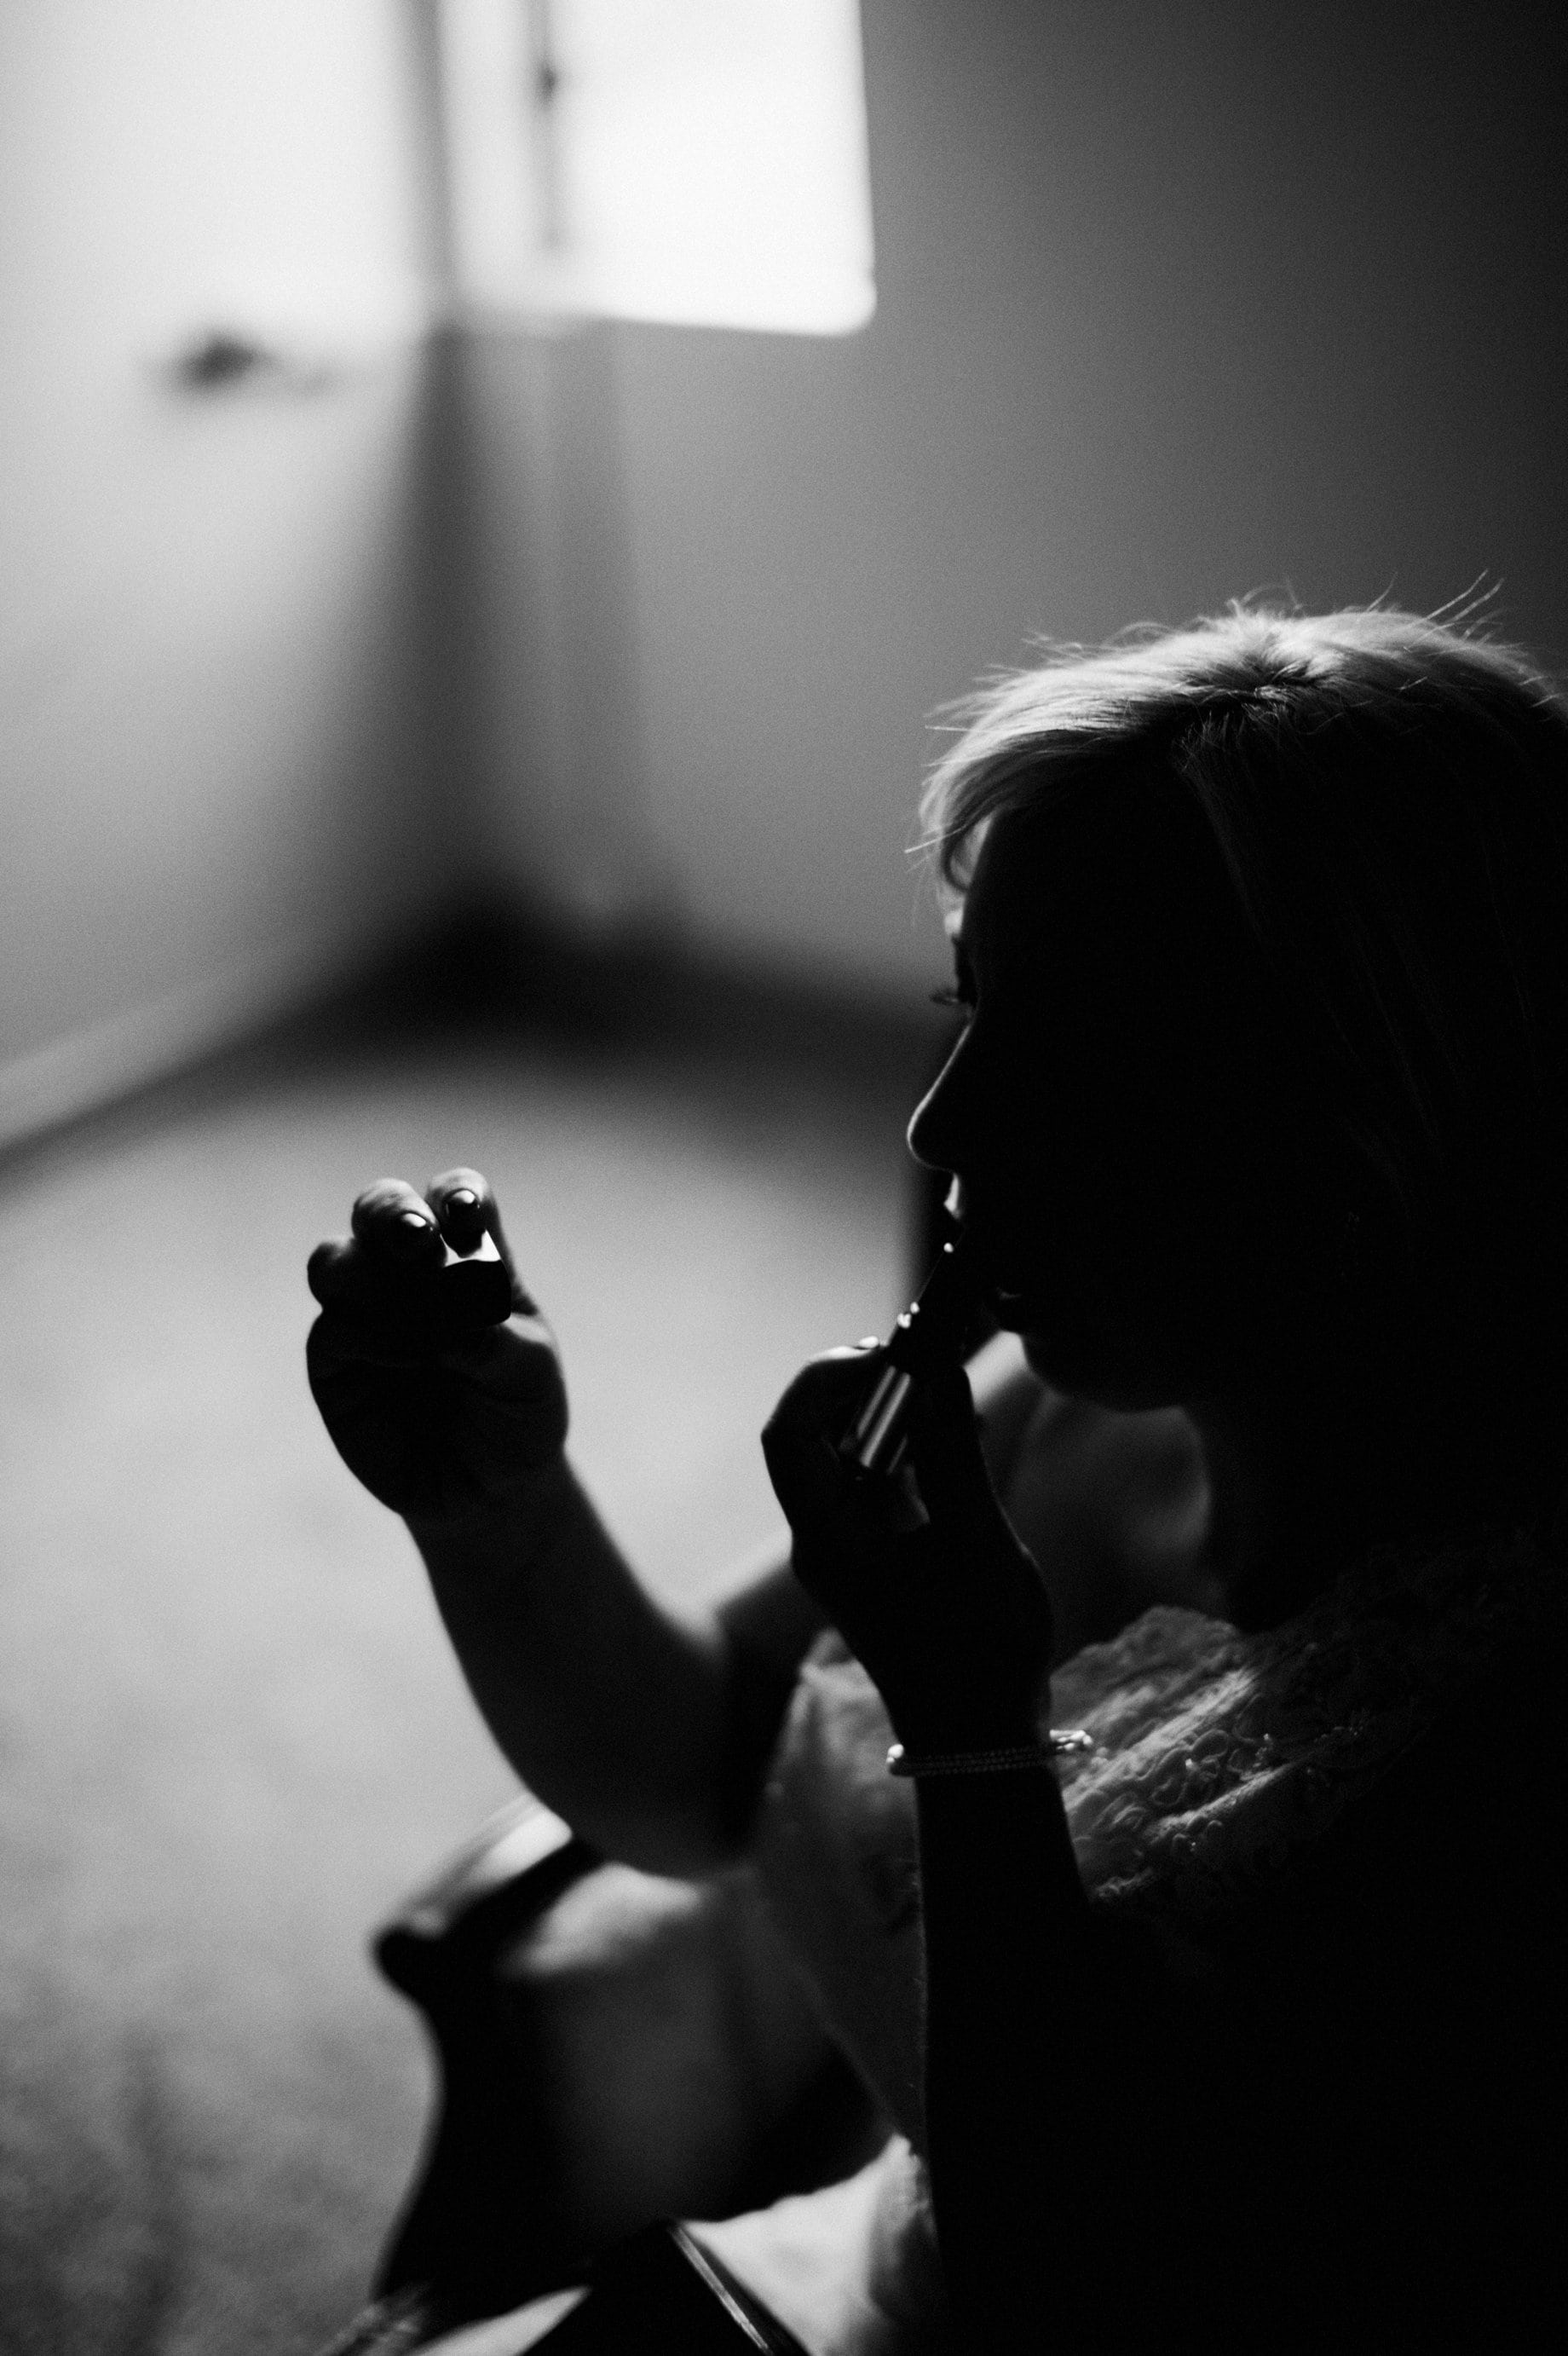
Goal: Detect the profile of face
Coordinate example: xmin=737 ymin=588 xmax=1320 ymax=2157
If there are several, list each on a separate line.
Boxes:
xmin=908 ymin=800 xmax=1321 ymax=1412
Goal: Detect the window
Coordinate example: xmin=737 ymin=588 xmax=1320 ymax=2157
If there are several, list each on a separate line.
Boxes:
xmin=435 ymin=0 xmax=875 ymax=334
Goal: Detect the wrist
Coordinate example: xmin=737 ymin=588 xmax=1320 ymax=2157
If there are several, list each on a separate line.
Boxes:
xmin=889 ymin=1706 xmax=1042 ymax=1757
xmin=889 ymin=1672 xmax=1049 ymax=1758
xmin=407 ymin=1452 xmax=574 ymax=1567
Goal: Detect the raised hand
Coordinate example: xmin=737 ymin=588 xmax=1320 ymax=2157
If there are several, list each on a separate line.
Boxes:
xmin=306 ymin=1169 xmax=568 ymax=1525
xmin=761 ymin=1348 xmax=1055 ymax=1753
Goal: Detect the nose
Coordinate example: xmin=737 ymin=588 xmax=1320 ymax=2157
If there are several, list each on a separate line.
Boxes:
xmin=907 ymin=1035 xmax=968 ymax=1175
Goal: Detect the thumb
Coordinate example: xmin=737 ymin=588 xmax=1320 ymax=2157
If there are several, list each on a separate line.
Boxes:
xmin=761 ymin=1348 xmax=881 ymax=1535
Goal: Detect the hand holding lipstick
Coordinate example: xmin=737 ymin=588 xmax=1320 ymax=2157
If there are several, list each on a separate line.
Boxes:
xmin=763 ymin=1269 xmax=1055 ymax=1756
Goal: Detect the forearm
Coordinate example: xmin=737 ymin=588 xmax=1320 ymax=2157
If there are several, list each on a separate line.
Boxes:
xmin=914 ymin=1771 xmax=1146 ymax=2348
xmin=409 ymin=1458 xmax=748 ymax=1878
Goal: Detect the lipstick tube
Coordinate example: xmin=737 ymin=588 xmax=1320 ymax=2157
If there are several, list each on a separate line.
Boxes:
xmin=839 ymin=1227 xmax=977 ymax=1478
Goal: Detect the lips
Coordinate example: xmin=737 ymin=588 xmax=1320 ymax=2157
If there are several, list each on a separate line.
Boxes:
xmin=943 ymin=1184 xmax=1059 ymax=1322
xmin=971 ymin=1256 xmax=1040 ymax=1331
xmin=961 ymin=1225 xmax=1066 ymax=1335
xmin=989 ymin=1291 xmax=1040 ymax=1337
xmin=950 ymin=1214 xmax=1023 ymax=1303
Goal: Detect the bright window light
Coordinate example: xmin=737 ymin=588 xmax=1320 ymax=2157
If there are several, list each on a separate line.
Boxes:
xmin=435 ymin=0 xmax=875 ymax=334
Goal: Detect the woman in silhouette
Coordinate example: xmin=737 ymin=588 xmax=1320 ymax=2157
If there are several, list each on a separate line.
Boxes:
xmin=309 ymin=605 xmax=1568 ymax=2350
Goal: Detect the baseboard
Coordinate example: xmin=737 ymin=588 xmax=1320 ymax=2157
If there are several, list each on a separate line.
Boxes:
xmin=0 ymin=920 xmax=414 ymax=1175
xmin=0 ymin=897 xmax=954 ymax=1185
xmin=413 ymin=895 xmax=953 ymax=1085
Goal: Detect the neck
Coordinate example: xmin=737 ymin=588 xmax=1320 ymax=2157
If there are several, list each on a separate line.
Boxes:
xmin=1187 ymin=1354 xmax=1568 ymax=1631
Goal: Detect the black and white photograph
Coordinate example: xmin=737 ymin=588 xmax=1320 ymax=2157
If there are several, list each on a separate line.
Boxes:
xmin=2 ymin=4 xmax=1565 ymax=2349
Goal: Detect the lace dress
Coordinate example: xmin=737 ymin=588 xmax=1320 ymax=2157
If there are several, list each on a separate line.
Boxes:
xmin=689 ymin=1520 xmax=1568 ymax=2353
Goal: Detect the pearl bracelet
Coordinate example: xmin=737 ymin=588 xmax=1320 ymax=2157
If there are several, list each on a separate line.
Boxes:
xmin=886 ymin=1729 xmax=1093 ymax=1777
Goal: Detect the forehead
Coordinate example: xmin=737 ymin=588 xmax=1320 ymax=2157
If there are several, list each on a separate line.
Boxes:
xmin=954 ymin=794 xmax=1283 ymax=1095
xmin=956 ymin=801 xmax=1134 ymax=973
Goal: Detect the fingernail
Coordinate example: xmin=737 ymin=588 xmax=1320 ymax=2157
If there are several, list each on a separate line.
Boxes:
xmin=397 ymin=1210 xmax=435 ymax=1239
xmin=448 ymin=1188 xmax=477 ymax=1210
xmin=858 ymin=1337 xmax=880 ymax=1350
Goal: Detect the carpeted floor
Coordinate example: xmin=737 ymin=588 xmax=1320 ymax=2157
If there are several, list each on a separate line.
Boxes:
xmin=0 ymin=1008 xmax=928 ymax=2353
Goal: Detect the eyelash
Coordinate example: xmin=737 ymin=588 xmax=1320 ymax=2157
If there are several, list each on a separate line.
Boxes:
xmin=929 ymin=985 xmax=973 ymax=1013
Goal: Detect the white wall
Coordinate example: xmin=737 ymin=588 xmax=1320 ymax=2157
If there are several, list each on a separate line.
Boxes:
xmin=7 ymin=0 xmax=1566 ymax=1117
xmin=0 ymin=0 xmax=447 ymax=1140
xmin=461 ymin=0 xmax=1568 ymax=1001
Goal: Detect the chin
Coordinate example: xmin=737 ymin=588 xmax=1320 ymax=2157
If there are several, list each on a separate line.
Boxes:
xmin=988 ymin=1263 xmax=1192 ymax=1408
xmin=1017 ymin=1325 xmax=1186 ymax=1413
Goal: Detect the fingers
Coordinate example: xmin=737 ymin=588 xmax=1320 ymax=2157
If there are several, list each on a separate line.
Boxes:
xmin=308 ymin=1178 xmax=443 ymax=1317
xmin=308 ymin=1170 xmax=538 ymax=1324
xmin=350 ymin=1177 xmax=446 ymax=1262
xmin=762 ymin=1345 xmax=881 ymax=1443
xmin=426 ymin=1168 xmax=489 ymax=1253
xmin=760 ymin=1345 xmax=879 ymax=1530
xmin=306 ymin=1237 xmax=355 ymax=1309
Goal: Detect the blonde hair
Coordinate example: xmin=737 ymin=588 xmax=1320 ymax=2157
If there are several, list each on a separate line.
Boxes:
xmin=919 ymin=603 xmax=1568 ymax=1306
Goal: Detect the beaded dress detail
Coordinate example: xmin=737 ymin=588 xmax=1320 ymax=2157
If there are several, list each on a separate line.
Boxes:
xmin=699 ymin=1521 xmax=1567 ymax=2353
xmin=751 ymin=1518 xmax=1565 ymax=2144
xmin=1049 ymin=1518 xmax=1567 ymax=1924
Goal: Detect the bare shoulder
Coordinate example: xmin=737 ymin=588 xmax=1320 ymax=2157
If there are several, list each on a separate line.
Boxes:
xmin=989 ymin=1363 xmax=1216 ymax=1652
xmin=966 ymin=1330 xmax=1046 ymax=1477
xmin=710 ymin=1527 xmax=828 ymax=1693
xmin=968 ymin=1331 xmax=1206 ymax=1545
